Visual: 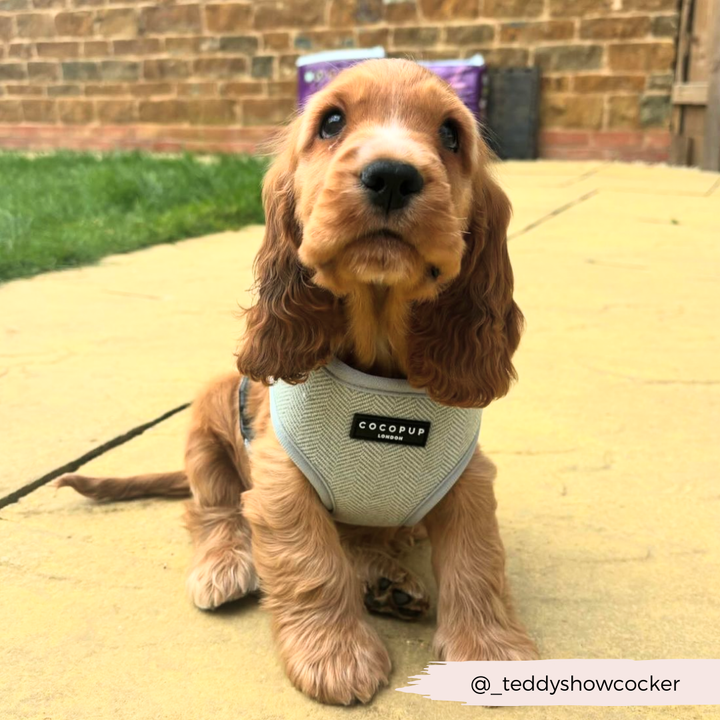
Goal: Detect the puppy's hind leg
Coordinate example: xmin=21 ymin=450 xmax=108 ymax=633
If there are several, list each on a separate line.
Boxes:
xmin=184 ymin=375 xmax=258 ymax=610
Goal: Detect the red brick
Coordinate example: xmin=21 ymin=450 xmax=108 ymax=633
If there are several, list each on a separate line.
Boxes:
xmin=22 ymin=98 xmax=57 ymax=122
xmin=55 ymin=11 xmax=94 ymax=37
xmin=242 ymin=97 xmax=294 ymax=126
xmin=205 ymin=4 xmax=252 ymax=33
xmin=142 ymin=5 xmax=201 ymax=34
xmin=540 ymin=129 xmax=591 ymax=147
xmin=592 ymin=130 xmax=644 ymax=148
xmin=58 ymin=98 xmax=94 ymax=123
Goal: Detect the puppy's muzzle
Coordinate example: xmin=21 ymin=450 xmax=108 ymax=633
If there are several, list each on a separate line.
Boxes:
xmin=360 ymin=160 xmax=424 ymax=213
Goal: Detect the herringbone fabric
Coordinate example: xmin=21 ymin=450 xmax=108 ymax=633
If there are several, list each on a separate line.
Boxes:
xmin=270 ymin=359 xmax=482 ymax=527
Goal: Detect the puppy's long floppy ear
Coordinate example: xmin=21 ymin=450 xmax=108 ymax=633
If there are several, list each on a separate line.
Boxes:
xmin=408 ymin=165 xmax=524 ymax=408
xmin=236 ymin=123 xmax=342 ymax=385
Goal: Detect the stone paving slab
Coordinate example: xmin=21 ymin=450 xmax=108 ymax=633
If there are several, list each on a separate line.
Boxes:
xmin=0 ymin=228 xmax=261 ymax=497
xmin=1 ymin=161 xmax=720 ymax=720
xmin=0 ymin=164 xmax=594 ymax=499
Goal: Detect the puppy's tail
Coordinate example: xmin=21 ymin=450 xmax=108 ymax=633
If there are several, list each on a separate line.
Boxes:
xmin=53 ymin=471 xmax=190 ymax=502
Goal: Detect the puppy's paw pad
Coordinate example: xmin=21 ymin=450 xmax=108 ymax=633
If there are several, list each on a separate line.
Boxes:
xmin=364 ymin=572 xmax=429 ymax=621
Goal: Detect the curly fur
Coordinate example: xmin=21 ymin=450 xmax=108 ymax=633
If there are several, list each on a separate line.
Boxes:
xmin=56 ymin=60 xmax=537 ymax=706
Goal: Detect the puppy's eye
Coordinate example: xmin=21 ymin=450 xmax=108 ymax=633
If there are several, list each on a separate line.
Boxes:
xmin=319 ymin=110 xmax=345 ymax=139
xmin=439 ymin=120 xmax=459 ymax=153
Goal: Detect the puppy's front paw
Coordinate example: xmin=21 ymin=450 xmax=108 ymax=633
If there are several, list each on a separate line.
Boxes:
xmin=187 ymin=542 xmax=258 ymax=610
xmin=434 ymin=624 xmax=539 ymax=662
xmin=280 ymin=620 xmax=391 ymax=705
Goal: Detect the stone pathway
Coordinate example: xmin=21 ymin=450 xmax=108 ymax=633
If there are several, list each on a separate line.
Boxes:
xmin=2 ymin=162 xmax=719 ymax=719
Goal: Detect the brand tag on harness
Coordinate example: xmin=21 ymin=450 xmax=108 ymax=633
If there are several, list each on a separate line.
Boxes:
xmin=349 ymin=413 xmax=431 ymax=447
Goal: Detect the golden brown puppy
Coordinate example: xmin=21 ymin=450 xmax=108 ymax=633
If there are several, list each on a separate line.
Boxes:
xmin=57 ymin=59 xmax=537 ymax=705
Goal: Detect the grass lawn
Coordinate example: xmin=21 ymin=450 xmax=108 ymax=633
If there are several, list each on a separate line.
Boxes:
xmin=0 ymin=151 xmax=267 ymax=282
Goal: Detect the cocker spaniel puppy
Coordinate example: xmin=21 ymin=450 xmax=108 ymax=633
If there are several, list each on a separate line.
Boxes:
xmin=57 ymin=59 xmax=537 ymax=705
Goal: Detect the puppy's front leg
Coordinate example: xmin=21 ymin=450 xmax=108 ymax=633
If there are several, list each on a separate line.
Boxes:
xmin=243 ymin=436 xmax=390 ymax=705
xmin=425 ymin=449 xmax=538 ymax=662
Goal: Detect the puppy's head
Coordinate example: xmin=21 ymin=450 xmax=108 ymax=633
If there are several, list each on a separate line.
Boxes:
xmin=237 ymin=59 xmax=523 ymax=408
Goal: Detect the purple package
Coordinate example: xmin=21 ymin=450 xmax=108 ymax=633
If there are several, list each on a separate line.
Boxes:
xmin=296 ymin=47 xmax=385 ymax=108
xmin=421 ymin=55 xmax=487 ymax=120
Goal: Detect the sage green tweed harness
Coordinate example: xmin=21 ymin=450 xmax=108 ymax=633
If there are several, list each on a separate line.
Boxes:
xmin=268 ymin=359 xmax=482 ymax=527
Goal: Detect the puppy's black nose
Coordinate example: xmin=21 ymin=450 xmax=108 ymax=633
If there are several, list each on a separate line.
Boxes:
xmin=360 ymin=160 xmax=424 ymax=212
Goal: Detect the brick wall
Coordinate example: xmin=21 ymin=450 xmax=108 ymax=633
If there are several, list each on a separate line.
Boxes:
xmin=0 ymin=0 xmax=678 ymax=160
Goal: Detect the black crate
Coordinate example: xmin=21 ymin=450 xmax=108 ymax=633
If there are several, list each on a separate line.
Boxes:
xmin=484 ymin=67 xmax=541 ymax=160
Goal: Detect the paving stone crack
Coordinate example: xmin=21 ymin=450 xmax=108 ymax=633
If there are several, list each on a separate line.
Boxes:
xmin=509 ymin=189 xmax=599 ymax=240
xmin=0 ymin=402 xmax=190 ymax=510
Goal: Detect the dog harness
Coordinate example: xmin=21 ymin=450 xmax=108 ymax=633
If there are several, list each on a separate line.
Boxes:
xmin=265 ymin=359 xmax=482 ymax=527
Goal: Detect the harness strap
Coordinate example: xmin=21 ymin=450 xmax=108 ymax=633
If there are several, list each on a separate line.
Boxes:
xmin=238 ymin=376 xmax=254 ymax=444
